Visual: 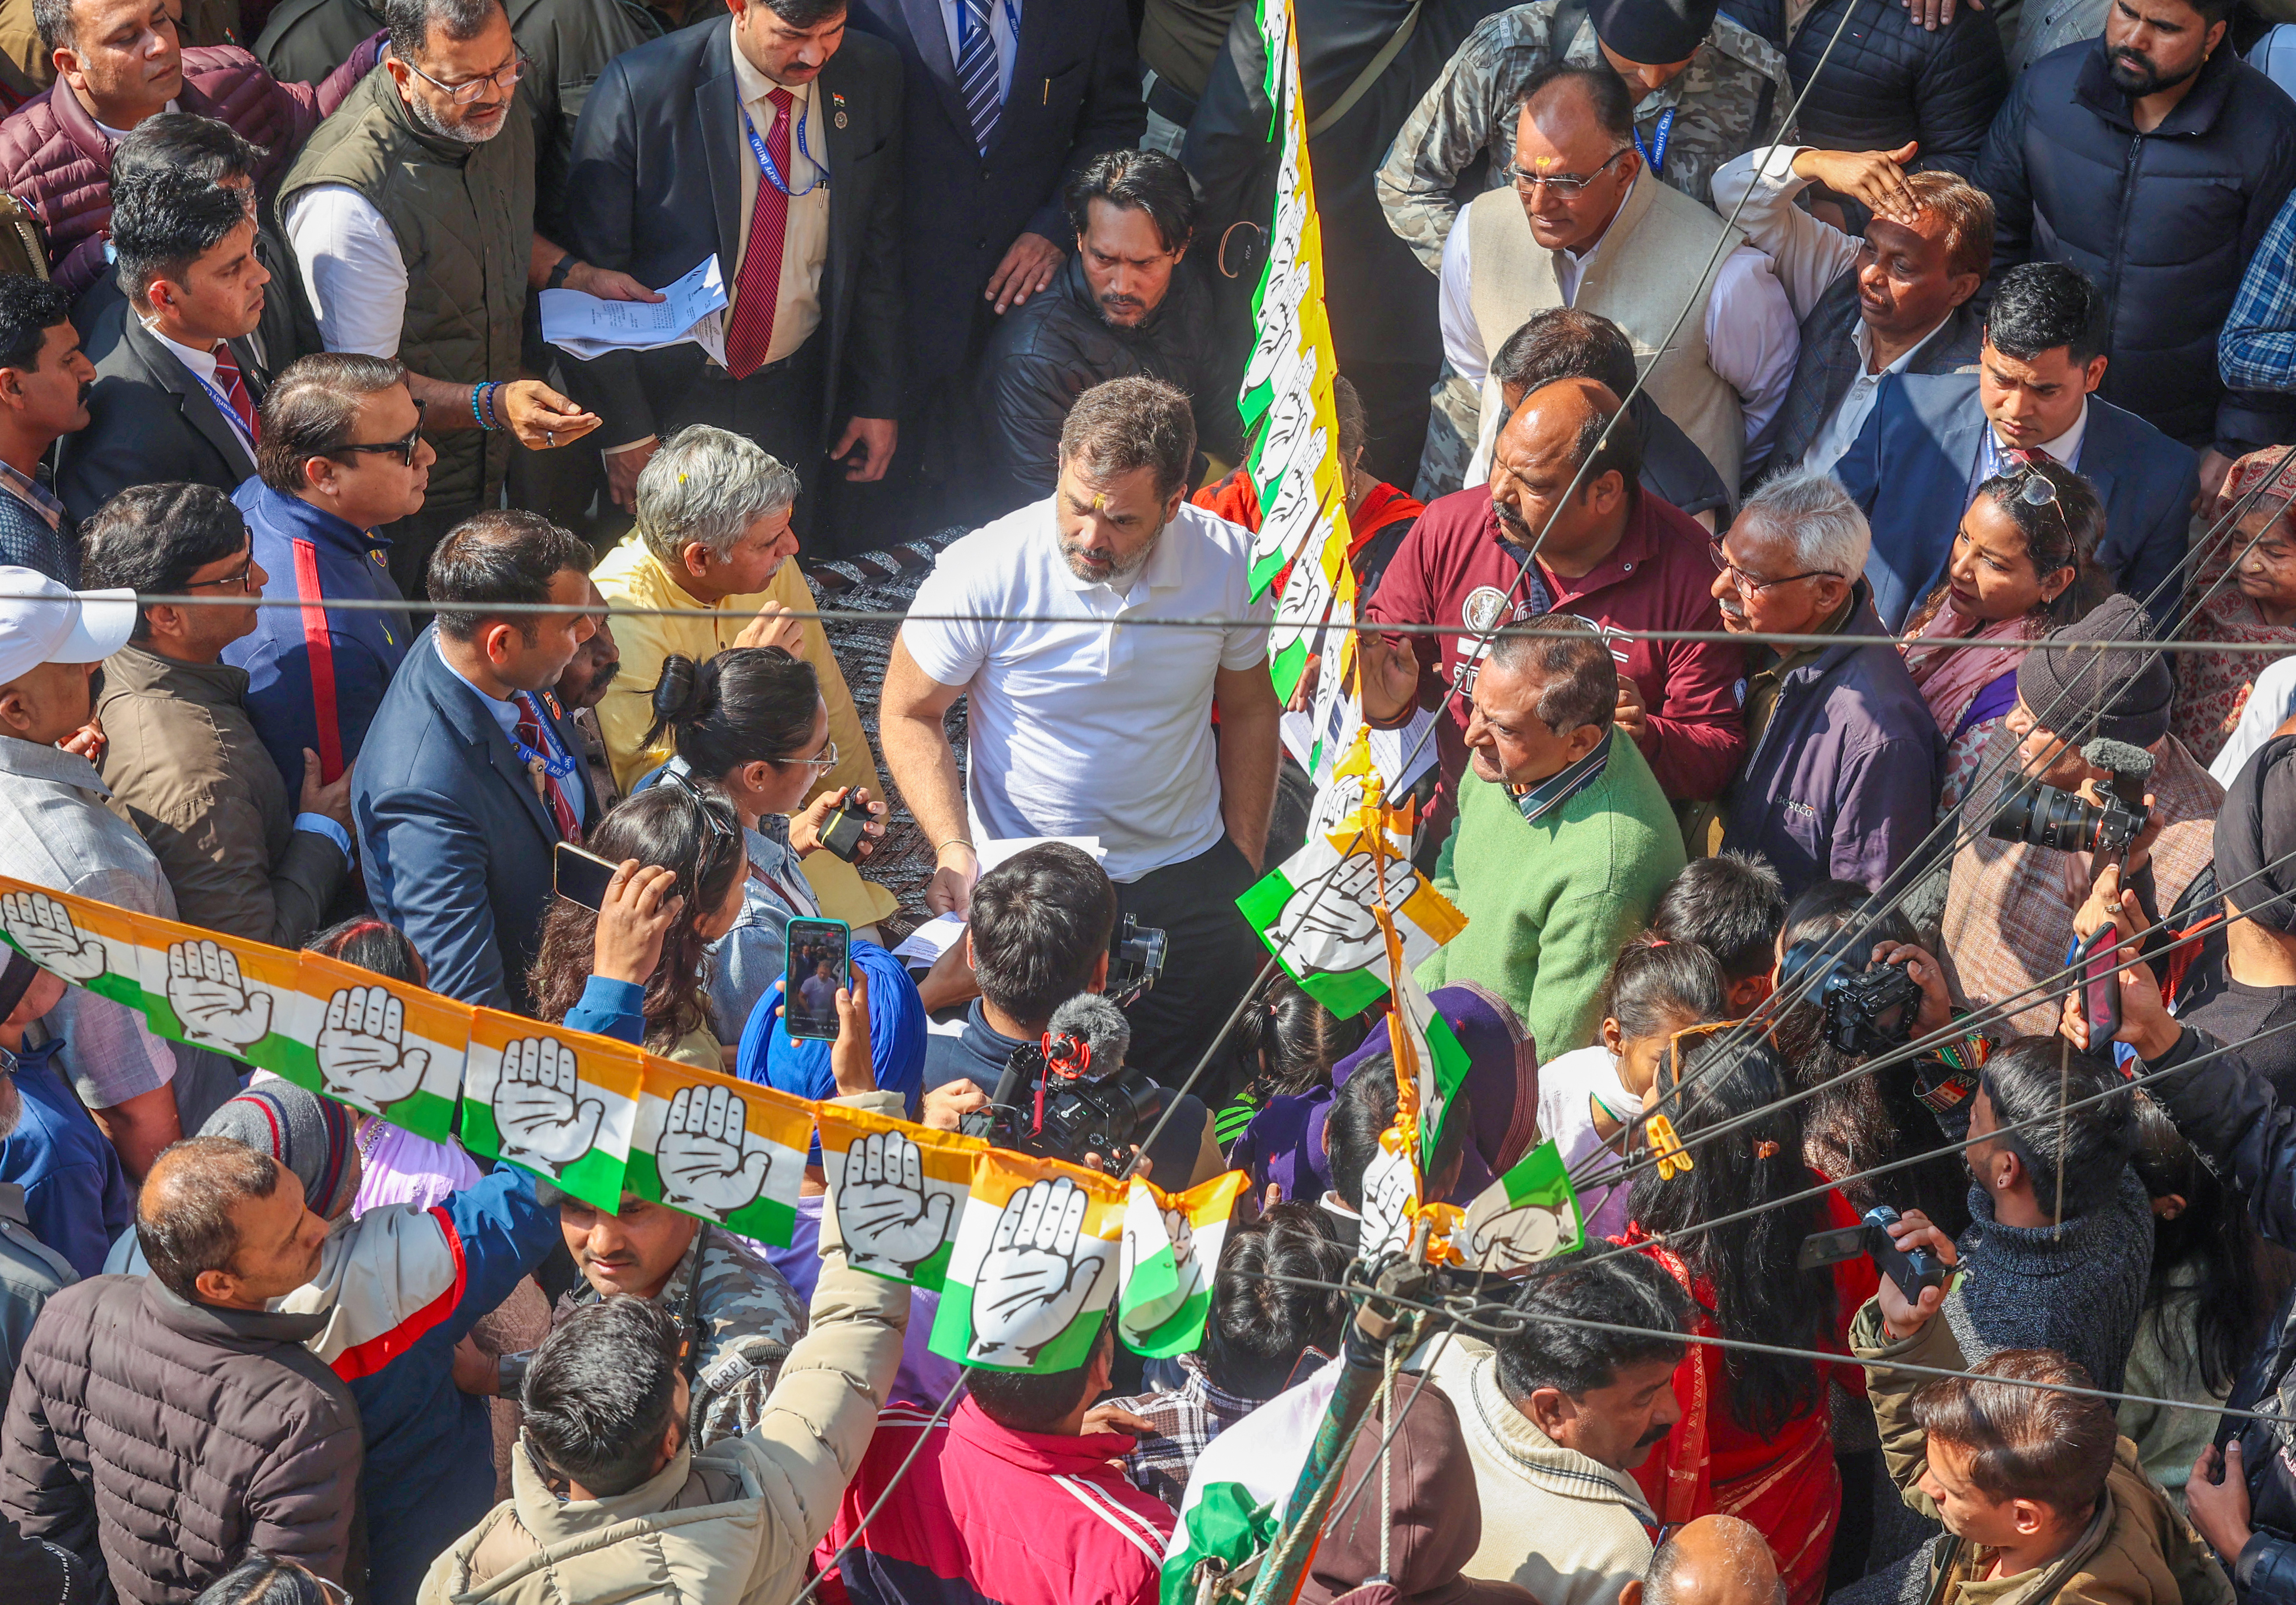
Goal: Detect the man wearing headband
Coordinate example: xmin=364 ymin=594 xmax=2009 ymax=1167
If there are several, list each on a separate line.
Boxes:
xmin=0 ymin=565 xmax=185 ymax=1179
xmin=1941 ymin=593 xmax=2223 ymax=1037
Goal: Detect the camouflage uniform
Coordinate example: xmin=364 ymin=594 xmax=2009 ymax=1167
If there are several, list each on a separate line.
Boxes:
xmin=556 ymin=1223 xmax=810 ymax=1450
xmin=1378 ymin=3 xmax=1789 ymax=496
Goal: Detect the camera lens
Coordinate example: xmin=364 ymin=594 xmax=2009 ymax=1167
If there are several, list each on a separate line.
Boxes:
xmin=2036 ymin=788 xmax=2099 ymax=853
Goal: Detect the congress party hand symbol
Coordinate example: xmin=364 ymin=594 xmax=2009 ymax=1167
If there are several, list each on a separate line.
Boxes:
xmin=167 ymin=940 xmax=274 ymax=1053
xmin=837 ymin=1128 xmax=955 ymax=1277
xmin=969 ymin=1176 xmax=1108 ymax=1367
xmin=493 ymin=1037 xmax=603 ymax=1174
xmin=0 ymin=891 xmax=107 ymax=983
xmin=657 ymin=1083 xmax=772 ymax=1218
xmin=316 ymin=985 xmax=429 ymax=1108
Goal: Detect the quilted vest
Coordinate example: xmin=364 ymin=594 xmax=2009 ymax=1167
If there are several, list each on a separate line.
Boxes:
xmin=279 ymin=66 xmax=534 ymax=511
xmin=1465 ymin=173 xmax=1746 ymax=488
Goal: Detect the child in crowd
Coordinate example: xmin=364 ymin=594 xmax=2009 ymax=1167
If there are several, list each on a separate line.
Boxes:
xmin=1650 ymin=854 xmax=1787 ymax=1019
xmin=1538 ymin=939 xmax=1727 ymax=1240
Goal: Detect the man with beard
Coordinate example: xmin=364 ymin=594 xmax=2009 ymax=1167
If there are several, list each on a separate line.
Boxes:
xmin=279 ymin=0 xmax=646 ymax=595
xmin=1974 ymin=0 xmax=2296 ymax=494
xmin=1359 ymin=378 xmax=1744 ymax=859
xmin=1706 ymin=466 xmax=1938 ymax=899
xmin=554 ymin=581 xmax=624 ymax=814
xmin=881 ymin=376 xmax=1281 ymax=1083
xmin=0 ymin=276 xmax=94 ymax=586
xmin=977 ymin=148 xmax=1234 ymax=518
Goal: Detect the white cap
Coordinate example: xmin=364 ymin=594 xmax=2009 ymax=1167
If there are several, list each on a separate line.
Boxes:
xmin=0 ymin=567 xmax=137 ymax=687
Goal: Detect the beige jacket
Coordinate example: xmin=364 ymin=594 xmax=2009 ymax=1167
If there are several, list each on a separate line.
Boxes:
xmin=95 ymin=643 xmax=347 ymax=947
xmin=1853 ymin=1300 xmax=2235 ymax=1605
xmin=1430 ymin=1336 xmax=1658 ymax=1605
xmin=420 ymin=1247 xmax=908 ymax=1605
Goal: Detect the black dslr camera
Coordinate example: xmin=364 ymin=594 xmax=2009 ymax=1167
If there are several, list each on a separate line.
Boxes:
xmin=962 ymin=993 xmax=1165 ymax=1172
xmin=1989 ymin=738 xmax=2154 ymax=856
xmin=1778 ymin=939 xmax=1923 ymax=1057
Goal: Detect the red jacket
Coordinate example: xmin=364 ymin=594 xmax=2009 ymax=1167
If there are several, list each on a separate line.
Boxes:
xmin=815 ymin=1396 xmax=1175 ymax=1605
xmin=0 ymin=42 xmax=373 ymax=296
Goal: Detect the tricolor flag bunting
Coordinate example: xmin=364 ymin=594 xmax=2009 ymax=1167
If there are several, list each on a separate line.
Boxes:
xmin=929 ymin=1150 xmax=1124 ymax=1374
xmin=1457 ymin=1140 xmax=1586 ymax=1274
xmin=0 ymin=883 xmax=153 ymax=1021
xmin=459 ymin=1010 xmax=641 ymax=1212
xmin=626 ymin=1058 xmax=814 ymax=1245
xmin=1118 ymin=1170 xmax=1249 ymax=1358
xmin=819 ymin=1101 xmax=982 ymax=1290
xmin=134 ymin=910 xmax=313 ymax=1079
xmin=296 ymin=949 xmax=473 ymax=1142
xmin=1236 ymin=813 xmax=1466 ymax=1020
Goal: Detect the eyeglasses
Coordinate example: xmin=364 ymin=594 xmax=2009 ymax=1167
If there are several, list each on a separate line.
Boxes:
xmin=1707 ymin=539 xmax=1838 ymax=596
xmin=782 ymin=738 xmax=838 ymax=773
xmin=402 ymin=50 xmax=528 ymax=103
xmin=1500 ymin=147 xmax=1629 ymax=197
xmin=186 ymin=554 xmax=259 ymax=593
xmin=331 ymin=399 xmax=428 ymax=467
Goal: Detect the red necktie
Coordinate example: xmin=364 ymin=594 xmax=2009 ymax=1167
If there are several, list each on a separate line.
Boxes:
xmin=2004 ymin=444 xmax=2054 ymax=467
xmin=513 ymin=693 xmax=583 ymax=844
xmin=211 ymin=343 xmax=258 ymax=443
xmin=723 ymin=86 xmax=794 ymax=381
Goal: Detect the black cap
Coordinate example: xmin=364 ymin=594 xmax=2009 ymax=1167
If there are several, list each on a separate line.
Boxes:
xmin=2013 ymin=594 xmax=2175 ymax=748
xmin=1590 ymin=0 xmax=1720 ymax=67
xmin=2216 ymin=732 xmax=2296 ymax=934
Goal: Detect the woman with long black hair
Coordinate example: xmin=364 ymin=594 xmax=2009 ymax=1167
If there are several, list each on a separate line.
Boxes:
xmin=1623 ymin=1031 xmax=1878 ymax=1605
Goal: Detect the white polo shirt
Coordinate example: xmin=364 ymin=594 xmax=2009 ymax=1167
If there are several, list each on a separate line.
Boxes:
xmin=901 ymin=497 xmax=1272 ymax=883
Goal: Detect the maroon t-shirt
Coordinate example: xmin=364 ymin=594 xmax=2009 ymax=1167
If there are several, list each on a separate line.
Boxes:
xmin=1364 ymin=484 xmax=1747 ymax=810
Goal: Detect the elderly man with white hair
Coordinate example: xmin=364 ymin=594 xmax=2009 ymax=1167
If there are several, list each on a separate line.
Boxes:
xmin=1707 ymin=467 xmax=1942 ymax=898
xmin=590 ymin=423 xmax=895 ymax=931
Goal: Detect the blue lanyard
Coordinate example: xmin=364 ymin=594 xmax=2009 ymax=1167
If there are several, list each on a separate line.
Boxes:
xmin=190 ymin=362 xmax=256 ymax=456
xmin=1634 ymin=106 xmax=1674 ymax=176
xmin=742 ymin=98 xmax=827 ymax=197
xmin=513 ymin=695 xmax=580 ymax=783
xmin=955 ymin=0 xmax=1021 ymax=55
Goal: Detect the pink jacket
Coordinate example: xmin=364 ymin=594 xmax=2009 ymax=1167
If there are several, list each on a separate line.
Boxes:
xmin=0 ymin=41 xmax=375 ymax=296
xmin=815 ymin=1396 xmax=1175 ymax=1605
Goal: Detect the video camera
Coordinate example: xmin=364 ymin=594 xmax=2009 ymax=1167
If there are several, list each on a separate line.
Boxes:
xmin=1797 ymin=1204 xmax=1951 ymax=1305
xmin=962 ymin=993 xmax=1165 ymax=1172
xmin=1777 ymin=939 xmax=1923 ymax=1058
xmin=1989 ymin=738 xmax=2154 ymax=857
xmin=1108 ymin=914 xmax=1167 ymax=1008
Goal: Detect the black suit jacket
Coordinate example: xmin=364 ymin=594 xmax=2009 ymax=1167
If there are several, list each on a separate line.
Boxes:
xmin=562 ymin=22 xmax=904 ymax=453
xmin=845 ymin=0 xmax=1141 ymax=396
xmin=58 ymin=301 xmax=265 ymax=525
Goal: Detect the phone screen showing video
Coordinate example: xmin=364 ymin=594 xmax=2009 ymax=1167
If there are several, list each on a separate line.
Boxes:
xmin=2081 ymin=926 xmax=2122 ymax=1040
xmin=784 ymin=919 xmax=851 ymax=1041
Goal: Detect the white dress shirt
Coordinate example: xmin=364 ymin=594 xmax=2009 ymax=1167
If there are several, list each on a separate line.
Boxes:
xmin=938 ymin=0 xmax=1018 ymax=102
xmin=899 ymin=499 xmax=1272 ymax=882
xmin=282 ymin=184 xmax=411 ymax=359
xmin=727 ymin=25 xmax=830 ymax=369
xmin=1440 ymin=178 xmax=1799 ymax=475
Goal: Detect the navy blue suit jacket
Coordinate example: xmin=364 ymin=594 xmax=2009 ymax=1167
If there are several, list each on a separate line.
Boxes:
xmin=351 ymin=626 xmax=598 ymax=1015
xmin=1832 ymin=371 xmax=2197 ymax=630
xmin=845 ymin=0 xmax=1142 ymax=396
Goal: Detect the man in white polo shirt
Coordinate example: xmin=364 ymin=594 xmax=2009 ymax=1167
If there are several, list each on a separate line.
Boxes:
xmin=881 ymin=376 xmax=1283 ymax=1084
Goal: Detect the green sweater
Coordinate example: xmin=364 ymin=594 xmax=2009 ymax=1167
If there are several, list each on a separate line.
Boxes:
xmin=1419 ymin=735 xmax=1685 ymax=1060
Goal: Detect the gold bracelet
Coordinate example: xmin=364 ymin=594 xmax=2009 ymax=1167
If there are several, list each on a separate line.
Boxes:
xmin=934 ymin=838 xmax=977 ymax=859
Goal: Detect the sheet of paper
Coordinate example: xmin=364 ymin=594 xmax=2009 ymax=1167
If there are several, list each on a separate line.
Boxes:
xmin=541 ymin=256 xmax=727 ymax=360
xmin=892 ymin=911 xmax=966 ymax=967
xmin=977 ymin=837 xmax=1105 ymax=874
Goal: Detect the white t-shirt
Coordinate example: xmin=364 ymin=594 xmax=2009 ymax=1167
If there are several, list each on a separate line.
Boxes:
xmin=1537 ymin=1043 xmax=1636 ymax=1242
xmin=900 ymin=498 xmax=1271 ymax=882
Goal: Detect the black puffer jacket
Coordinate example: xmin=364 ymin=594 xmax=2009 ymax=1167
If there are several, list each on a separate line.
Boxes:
xmin=1974 ymin=37 xmax=2296 ymax=453
xmin=1725 ymin=0 xmax=2005 ymax=224
xmin=0 ymin=1275 xmax=364 ymax=1605
xmin=978 ymin=251 xmax=1237 ymax=515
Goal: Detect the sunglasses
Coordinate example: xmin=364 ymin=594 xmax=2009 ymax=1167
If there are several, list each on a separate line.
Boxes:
xmin=331 ymin=399 xmax=428 ymax=467
xmin=663 ymin=765 xmax=739 ymax=857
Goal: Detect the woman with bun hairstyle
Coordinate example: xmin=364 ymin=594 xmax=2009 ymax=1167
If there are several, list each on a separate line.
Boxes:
xmin=642 ymin=648 xmax=888 ymax=1034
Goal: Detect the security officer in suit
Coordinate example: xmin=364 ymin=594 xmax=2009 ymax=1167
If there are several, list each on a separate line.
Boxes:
xmin=563 ymin=0 xmax=904 ymax=550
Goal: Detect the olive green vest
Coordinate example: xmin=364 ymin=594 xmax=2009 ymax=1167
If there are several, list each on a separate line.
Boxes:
xmin=280 ymin=66 xmax=535 ymax=512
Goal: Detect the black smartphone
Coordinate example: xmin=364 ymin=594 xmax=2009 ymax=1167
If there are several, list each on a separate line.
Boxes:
xmin=818 ymin=797 xmax=869 ymax=863
xmin=553 ymin=842 xmax=620 ymax=912
xmin=1863 ymin=1205 xmax=1951 ymax=1304
xmin=784 ymin=917 xmax=851 ymax=1041
xmin=2078 ymin=924 xmax=2123 ymax=1044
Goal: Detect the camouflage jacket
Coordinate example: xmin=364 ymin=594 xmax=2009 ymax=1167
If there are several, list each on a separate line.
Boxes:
xmin=559 ymin=1225 xmax=810 ymax=1449
xmin=1376 ymin=0 xmax=1790 ymax=270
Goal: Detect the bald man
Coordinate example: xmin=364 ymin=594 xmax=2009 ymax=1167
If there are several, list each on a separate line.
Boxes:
xmin=1627 ymin=1517 xmax=1786 ymax=1605
xmin=1363 ymin=377 xmax=1745 ymax=852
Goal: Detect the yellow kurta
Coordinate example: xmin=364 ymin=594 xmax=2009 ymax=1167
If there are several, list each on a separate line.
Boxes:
xmin=591 ymin=536 xmax=896 ymax=928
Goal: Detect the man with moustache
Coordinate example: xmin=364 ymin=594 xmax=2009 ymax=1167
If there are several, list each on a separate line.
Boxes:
xmin=1974 ymin=0 xmax=2296 ymax=493
xmin=880 ymin=376 xmax=1281 ymax=1083
xmin=977 ymin=148 xmax=1233 ymax=517
xmin=1358 ymin=378 xmax=1745 ymax=859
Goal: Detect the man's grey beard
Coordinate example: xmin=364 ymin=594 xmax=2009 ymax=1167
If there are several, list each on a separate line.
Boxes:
xmin=408 ymin=91 xmax=501 ymax=145
xmin=1061 ymin=520 xmax=1163 ymax=584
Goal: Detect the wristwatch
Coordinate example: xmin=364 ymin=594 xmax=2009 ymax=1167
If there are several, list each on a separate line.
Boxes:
xmin=546 ymin=255 xmax=578 ymax=292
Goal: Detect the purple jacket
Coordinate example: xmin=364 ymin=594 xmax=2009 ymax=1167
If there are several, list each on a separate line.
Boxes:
xmin=1718 ymin=582 xmax=1943 ymax=900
